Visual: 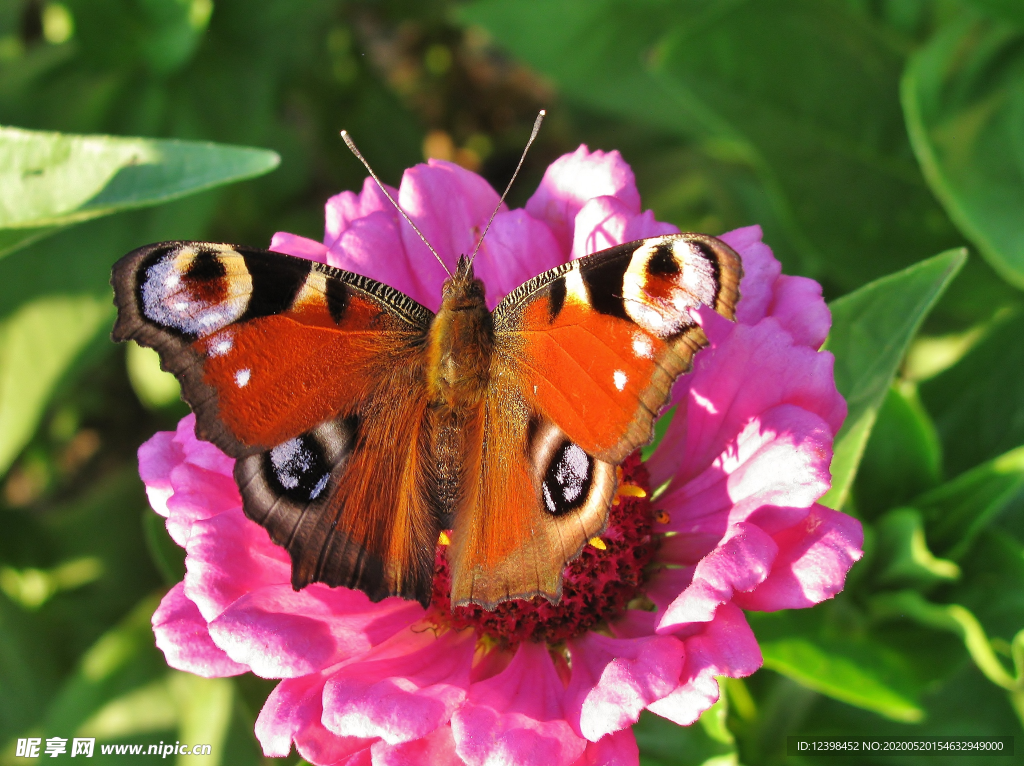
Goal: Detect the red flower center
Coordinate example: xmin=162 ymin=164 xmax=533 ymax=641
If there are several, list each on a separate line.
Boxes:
xmin=430 ymin=452 xmax=656 ymax=646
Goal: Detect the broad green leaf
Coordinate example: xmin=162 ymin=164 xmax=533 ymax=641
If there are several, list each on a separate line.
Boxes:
xmin=919 ymin=310 xmax=1024 ymax=476
xmin=820 ymin=249 xmax=966 ymax=509
xmin=461 ymin=0 xmax=961 ymax=290
xmin=172 ymin=675 xmax=235 ymax=766
xmin=126 ymin=341 xmax=181 ymax=410
xmin=749 ymin=609 xmax=926 ymax=722
xmin=142 ymin=511 xmax=186 ymax=586
xmin=870 ymin=591 xmax=1020 ymax=691
xmin=853 ymin=384 xmax=943 ymax=520
xmin=0 ymin=592 xmax=61 ymax=743
xmin=913 ymin=445 xmax=1024 ymax=559
xmin=872 ymin=507 xmax=960 ymax=590
xmin=43 ymin=594 xmax=168 ymax=737
xmin=0 ymin=193 xmax=221 ymax=477
xmin=902 ymin=15 xmax=1024 ymax=288
xmin=0 ymin=295 xmax=113 ymax=475
xmin=0 ymin=126 xmax=279 ymax=258
xmin=960 ymin=0 xmax=1024 ymax=32
xmin=635 ymin=706 xmax=737 ymax=766
xmin=954 ymin=530 xmax=1024 ymax=651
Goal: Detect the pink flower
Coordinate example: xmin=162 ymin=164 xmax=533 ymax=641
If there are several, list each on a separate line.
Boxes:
xmin=144 ymin=146 xmax=862 ymax=765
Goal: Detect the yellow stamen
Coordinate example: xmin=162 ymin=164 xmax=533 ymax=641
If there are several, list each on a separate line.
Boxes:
xmin=438 ymin=531 xmax=451 ymax=546
xmin=588 ymin=537 xmax=607 ymax=550
xmin=612 ymin=465 xmax=648 ymax=506
xmin=655 ymin=510 xmax=671 ymax=525
xmin=618 ymin=485 xmax=647 ymax=498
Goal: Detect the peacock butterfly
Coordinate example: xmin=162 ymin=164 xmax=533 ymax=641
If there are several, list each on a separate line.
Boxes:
xmin=110 ymin=133 xmax=742 ymax=611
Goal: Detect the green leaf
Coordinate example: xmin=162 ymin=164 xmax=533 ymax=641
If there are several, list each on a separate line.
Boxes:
xmin=960 ymin=0 xmax=1024 ymax=32
xmin=142 ymin=511 xmax=186 ymax=586
xmin=126 ymin=341 xmax=181 ymax=410
xmin=871 ymin=507 xmax=961 ymax=589
xmin=461 ymin=0 xmax=961 ymax=290
xmin=870 ymin=590 xmax=1020 ymax=691
xmin=902 ymin=14 xmax=1024 ymax=288
xmin=919 ymin=310 xmax=1024 ymax=476
xmin=913 ymin=445 xmax=1024 ymax=559
xmin=749 ymin=608 xmax=926 ymax=722
xmin=853 ymin=384 xmax=943 ymax=520
xmin=954 ymin=530 xmax=1024 ymax=650
xmin=0 ymin=295 xmax=113 ymax=475
xmin=0 ymin=126 xmax=279 ymax=258
xmin=820 ymin=249 xmax=966 ymax=509
xmin=635 ymin=705 xmax=737 ymax=766
xmin=43 ymin=593 xmax=169 ymax=737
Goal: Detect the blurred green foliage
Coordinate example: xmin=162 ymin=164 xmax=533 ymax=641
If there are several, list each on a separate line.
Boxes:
xmin=0 ymin=0 xmax=1021 ymax=764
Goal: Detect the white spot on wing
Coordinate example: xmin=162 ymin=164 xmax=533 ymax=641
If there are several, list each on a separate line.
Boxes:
xmin=613 ymin=370 xmax=628 ymax=391
xmin=235 ymin=368 xmax=251 ymax=388
xmin=209 ymin=332 xmax=234 ymax=357
xmin=632 ymin=333 xmax=653 ymax=359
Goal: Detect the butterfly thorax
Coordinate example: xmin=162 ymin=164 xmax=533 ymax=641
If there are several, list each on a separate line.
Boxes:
xmin=426 ymin=257 xmax=494 ymax=410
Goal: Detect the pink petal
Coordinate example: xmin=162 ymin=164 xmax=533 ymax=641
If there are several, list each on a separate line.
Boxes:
xmin=138 ymin=431 xmax=181 ymax=519
xmin=473 ymin=209 xmax=564 ymax=308
xmin=526 ymin=146 xmax=641 ymax=254
xmin=173 ymin=413 xmax=234 ymax=475
xmin=647 ymin=604 xmax=761 ymax=726
xmin=255 ymin=667 xmax=375 ymax=765
xmin=644 ymin=567 xmax=694 ymax=617
xmin=733 ymin=505 xmax=864 ymax=611
xmin=570 ymin=196 xmax=677 ymax=261
xmin=656 ymin=404 xmax=836 ymax=543
xmin=208 ymin=584 xmax=423 ymax=678
xmin=151 ymin=583 xmax=247 ymax=678
xmin=769 ymin=275 xmax=831 ymax=349
xmin=183 ymin=508 xmax=291 ymax=622
xmin=571 ymin=729 xmax=639 ymax=766
xmin=657 ymin=522 xmax=778 ymax=632
xmin=648 ymin=318 xmax=845 ymax=488
xmin=565 ymin=632 xmax=685 ymax=741
xmin=325 ymin=176 xmax=401 ymax=250
xmin=452 ymin=641 xmax=586 ymax=766
xmin=327 ymin=211 xmax=436 ymax=310
xmin=269 ymin=232 xmax=329 ymax=263
xmin=371 ymin=725 xmax=465 ymax=766
xmin=718 ymin=226 xmax=780 ymax=327
xmin=322 ymin=627 xmax=475 ymax=744
xmin=397 ymin=159 xmax=501 ymax=291
xmin=163 ymin=464 xmax=240 ymax=547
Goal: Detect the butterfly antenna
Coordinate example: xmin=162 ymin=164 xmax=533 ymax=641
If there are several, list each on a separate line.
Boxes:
xmin=340 ymin=130 xmax=452 ymax=277
xmin=468 ymin=109 xmax=546 ymax=267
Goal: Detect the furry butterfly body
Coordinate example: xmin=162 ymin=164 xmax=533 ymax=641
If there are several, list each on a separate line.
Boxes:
xmin=111 ymin=234 xmax=741 ymax=609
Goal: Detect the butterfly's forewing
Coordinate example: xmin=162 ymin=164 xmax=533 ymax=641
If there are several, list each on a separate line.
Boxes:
xmin=498 ymin=234 xmax=741 ymax=462
xmin=112 ymin=242 xmax=441 ymax=604
xmin=447 ymin=234 xmax=742 ymax=607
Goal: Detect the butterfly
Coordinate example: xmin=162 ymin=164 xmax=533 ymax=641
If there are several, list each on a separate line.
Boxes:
xmin=112 ymin=225 xmax=741 ymax=610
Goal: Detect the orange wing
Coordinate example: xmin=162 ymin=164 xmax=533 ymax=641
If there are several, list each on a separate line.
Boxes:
xmin=112 ymin=242 xmax=441 ymax=604
xmin=496 ymin=234 xmax=742 ymax=462
xmin=447 ymin=234 xmax=741 ymax=607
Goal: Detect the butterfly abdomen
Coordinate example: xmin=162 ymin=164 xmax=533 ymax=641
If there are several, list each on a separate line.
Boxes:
xmin=426 ymin=267 xmax=494 ymax=410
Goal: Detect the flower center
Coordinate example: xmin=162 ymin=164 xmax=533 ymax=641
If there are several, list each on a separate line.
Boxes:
xmin=430 ymin=452 xmax=656 ymax=646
